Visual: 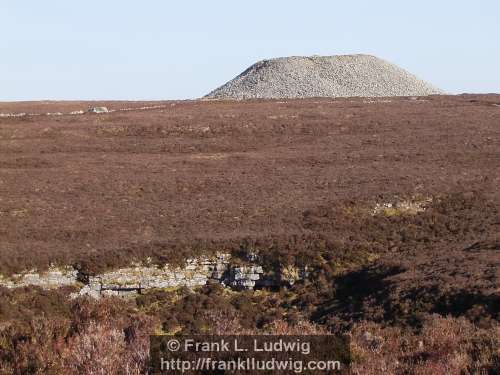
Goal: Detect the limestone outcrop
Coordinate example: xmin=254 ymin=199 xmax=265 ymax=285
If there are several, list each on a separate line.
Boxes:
xmin=0 ymin=253 xmax=306 ymax=298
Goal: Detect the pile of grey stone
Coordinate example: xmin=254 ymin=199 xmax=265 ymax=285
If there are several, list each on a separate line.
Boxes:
xmin=205 ymin=54 xmax=443 ymax=100
xmin=87 ymin=106 xmax=110 ymax=114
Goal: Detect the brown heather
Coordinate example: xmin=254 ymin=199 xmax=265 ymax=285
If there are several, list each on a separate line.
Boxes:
xmin=0 ymin=96 xmax=499 ymax=374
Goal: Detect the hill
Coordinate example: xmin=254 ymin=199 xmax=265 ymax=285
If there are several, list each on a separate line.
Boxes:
xmin=205 ymin=54 xmax=444 ymax=99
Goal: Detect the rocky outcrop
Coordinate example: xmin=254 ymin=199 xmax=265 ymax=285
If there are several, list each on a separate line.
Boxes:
xmin=227 ymin=265 xmax=264 ymax=290
xmin=0 ymin=253 xmax=306 ymax=298
xmin=76 ymin=254 xmax=232 ymax=298
xmin=0 ymin=266 xmax=78 ymax=289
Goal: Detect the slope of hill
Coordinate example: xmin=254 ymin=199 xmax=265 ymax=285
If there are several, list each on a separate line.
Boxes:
xmin=1 ymin=95 xmax=499 ymax=374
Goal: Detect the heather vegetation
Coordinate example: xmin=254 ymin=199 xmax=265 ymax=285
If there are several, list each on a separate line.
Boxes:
xmin=1 ymin=95 xmax=498 ymax=276
xmin=0 ymin=97 xmax=499 ymax=373
xmin=1 ymin=192 xmax=498 ymax=373
xmin=0 ymin=286 xmax=498 ymax=374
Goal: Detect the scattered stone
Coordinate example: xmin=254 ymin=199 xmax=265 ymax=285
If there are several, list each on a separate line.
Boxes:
xmin=362 ymin=99 xmax=392 ymax=104
xmin=372 ymin=197 xmax=432 ymax=216
xmin=87 ymin=106 xmax=110 ymax=114
xmin=0 ymin=112 xmax=27 ymax=118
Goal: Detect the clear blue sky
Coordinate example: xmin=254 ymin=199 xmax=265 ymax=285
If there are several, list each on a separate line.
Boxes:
xmin=1 ymin=0 xmax=499 ymax=100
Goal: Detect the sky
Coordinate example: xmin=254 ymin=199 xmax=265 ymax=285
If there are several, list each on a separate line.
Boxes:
xmin=1 ymin=0 xmax=499 ymax=100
